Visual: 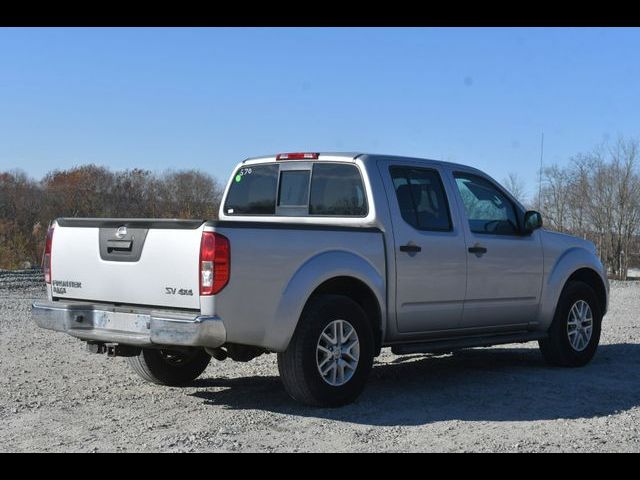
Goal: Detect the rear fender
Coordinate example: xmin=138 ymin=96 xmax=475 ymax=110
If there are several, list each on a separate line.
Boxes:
xmin=263 ymin=250 xmax=385 ymax=351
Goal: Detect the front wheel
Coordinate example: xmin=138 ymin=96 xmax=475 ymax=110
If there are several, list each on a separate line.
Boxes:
xmin=539 ymin=280 xmax=602 ymax=367
xmin=126 ymin=347 xmax=211 ymax=386
xmin=277 ymin=294 xmax=374 ymax=407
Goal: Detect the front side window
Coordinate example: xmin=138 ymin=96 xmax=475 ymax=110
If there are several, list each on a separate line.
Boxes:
xmin=390 ymin=166 xmax=452 ymax=231
xmin=454 ymin=172 xmax=519 ymax=235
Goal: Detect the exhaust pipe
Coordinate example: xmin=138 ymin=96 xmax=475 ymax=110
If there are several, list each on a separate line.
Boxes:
xmin=205 ymin=347 xmax=228 ymax=361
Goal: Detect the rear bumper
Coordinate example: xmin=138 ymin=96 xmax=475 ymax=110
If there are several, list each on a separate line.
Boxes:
xmin=31 ymin=301 xmax=226 ymax=348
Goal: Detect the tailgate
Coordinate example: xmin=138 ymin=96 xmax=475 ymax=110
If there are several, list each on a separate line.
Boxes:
xmin=50 ymin=218 xmax=205 ymax=310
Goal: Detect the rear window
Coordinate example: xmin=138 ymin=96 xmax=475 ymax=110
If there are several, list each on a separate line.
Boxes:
xmin=278 ymin=170 xmax=310 ymax=207
xmin=224 ymin=162 xmax=367 ymax=217
xmin=224 ymin=164 xmax=278 ymax=215
xmin=309 ymin=164 xmax=367 ymax=216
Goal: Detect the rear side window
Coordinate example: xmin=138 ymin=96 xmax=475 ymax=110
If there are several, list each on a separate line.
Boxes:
xmin=225 ymin=164 xmax=278 ymax=215
xmin=390 ymin=166 xmax=452 ymax=231
xmin=309 ymin=164 xmax=367 ymax=216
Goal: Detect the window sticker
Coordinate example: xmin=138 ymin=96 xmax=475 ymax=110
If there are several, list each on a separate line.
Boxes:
xmin=235 ymin=168 xmax=253 ymax=183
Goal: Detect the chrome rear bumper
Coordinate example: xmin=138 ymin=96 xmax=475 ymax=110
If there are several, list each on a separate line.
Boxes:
xmin=32 ymin=301 xmax=226 ymax=348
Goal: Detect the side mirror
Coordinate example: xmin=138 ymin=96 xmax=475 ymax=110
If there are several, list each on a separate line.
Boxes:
xmin=523 ymin=210 xmax=543 ymax=234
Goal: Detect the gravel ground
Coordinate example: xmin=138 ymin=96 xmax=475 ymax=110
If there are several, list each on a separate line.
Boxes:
xmin=1 ymin=272 xmax=639 ymax=452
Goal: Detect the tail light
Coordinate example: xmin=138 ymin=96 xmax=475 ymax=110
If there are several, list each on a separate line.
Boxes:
xmin=276 ymin=152 xmax=319 ymax=160
xmin=43 ymin=226 xmax=54 ymax=284
xmin=199 ymin=231 xmax=230 ymax=296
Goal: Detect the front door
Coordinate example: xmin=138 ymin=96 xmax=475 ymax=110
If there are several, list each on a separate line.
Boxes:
xmin=452 ymin=171 xmax=544 ymax=329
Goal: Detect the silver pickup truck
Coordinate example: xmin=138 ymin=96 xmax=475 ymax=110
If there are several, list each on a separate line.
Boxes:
xmin=32 ymin=152 xmax=609 ymax=407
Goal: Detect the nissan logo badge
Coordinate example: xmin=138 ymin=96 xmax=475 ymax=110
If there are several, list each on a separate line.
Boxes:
xmin=115 ymin=226 xmax=128 ymax=239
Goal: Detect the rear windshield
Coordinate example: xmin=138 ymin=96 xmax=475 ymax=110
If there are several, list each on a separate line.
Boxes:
xmin=278 ymin=170 xmax=310 ymax=207
xmin=224 ymin=163 xmax=367 ymax=217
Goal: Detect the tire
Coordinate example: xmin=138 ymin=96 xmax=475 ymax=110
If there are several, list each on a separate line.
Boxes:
xmin=539 ymin=280 xmax=602 ymax=367
xmin=126 ymin=347 xmax=211 ymax=386
xmin=277 ymin=294 xmax=375 ymax=407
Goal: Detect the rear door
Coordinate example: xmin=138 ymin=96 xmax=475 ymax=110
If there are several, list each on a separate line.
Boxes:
xmin=451 ymin=171 xmax=543 ymax=329
xmin=381 ymin=162 xmax=467 ymax=333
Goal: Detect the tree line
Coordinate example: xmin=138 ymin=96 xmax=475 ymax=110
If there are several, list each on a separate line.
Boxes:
xmin=2 ymin=138 xmax=640 ymax=278
xmin=0 ymin=165 xmax=223 ymax=269
xmin=505 ymin=137 xmax=640 ymax=280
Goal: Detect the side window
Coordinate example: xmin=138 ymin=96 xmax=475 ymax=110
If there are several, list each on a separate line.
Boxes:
xmin=225 ymin=164 xmax=278 ymax=215
xmin=309 ymin=164 xmax=367 ymax=216
xmin=390 ymin=166 xmax=452 ymax=231
xmin=454 ymin=172 xmax=519 ymax=235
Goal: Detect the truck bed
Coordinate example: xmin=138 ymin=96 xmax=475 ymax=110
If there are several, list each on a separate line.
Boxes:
xmin=203 ymin=220 xmax=386 ymax=351
xmin=48 ymin=217 xmax=386 ymax=352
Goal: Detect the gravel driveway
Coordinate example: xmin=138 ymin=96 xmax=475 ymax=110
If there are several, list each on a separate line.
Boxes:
xmin=1 ymin=272 xmax=639 ymax=452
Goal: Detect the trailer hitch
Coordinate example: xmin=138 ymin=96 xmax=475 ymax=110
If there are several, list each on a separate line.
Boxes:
xmin=86 ymin=342 xmax=141 ymax=357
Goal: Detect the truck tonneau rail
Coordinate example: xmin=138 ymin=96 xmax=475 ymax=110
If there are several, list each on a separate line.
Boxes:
xmin=205 ymin=220 xmax=383 ymax=233
xmin=56 ymin=218 xmax=206 ymax=229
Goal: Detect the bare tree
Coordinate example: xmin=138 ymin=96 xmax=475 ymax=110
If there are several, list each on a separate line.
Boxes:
xmin=156 ymin=170 xmax=223 ymax=219
xmin=565 ymin=153 xmax=594 ymax=239
xmin=537 ymin=137 xmax=640 ymax=279
xmin=502 ymin=172 xmax=528 ymax=205
xmin=539 ymin=165 xmax=571 ymax=232
xmin=608 ymin=137 xmax=640 ymax=279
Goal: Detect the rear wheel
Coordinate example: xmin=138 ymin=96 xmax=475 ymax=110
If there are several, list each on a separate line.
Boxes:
xmin=539 ymin=280 xmax=602 ymax=367
xmin=126 ymin=347 xmax=211 ymax=386
xmin=277 ymin=294 xmax=374 ymax=407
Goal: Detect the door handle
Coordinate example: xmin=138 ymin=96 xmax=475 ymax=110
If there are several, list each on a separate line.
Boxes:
xmin=400 ymin=244 xmax=422 ymax=253
xmin=106 ymin=240 xmax=133 ymax=252
xmin=468 ymin=245 xmax=487 ymax=255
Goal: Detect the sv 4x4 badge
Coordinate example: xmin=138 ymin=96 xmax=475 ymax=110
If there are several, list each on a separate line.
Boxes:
xmin=165 ymin=287 xmax=193 ymax=296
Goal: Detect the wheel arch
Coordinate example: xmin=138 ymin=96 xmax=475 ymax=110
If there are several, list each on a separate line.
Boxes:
xmin=540 ymin=247 xmax=609 ymax=330
xmin=264 ymin=250 xmax=386 ymax=353
xmin=308 ymin=276 xmax=383 ymax=356
xmin=564 ymin=267 xmax=608 ymax=316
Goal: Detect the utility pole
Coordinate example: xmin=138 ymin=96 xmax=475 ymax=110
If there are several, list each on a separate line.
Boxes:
xmin=537 ymin=131 xmax=544 ymax=210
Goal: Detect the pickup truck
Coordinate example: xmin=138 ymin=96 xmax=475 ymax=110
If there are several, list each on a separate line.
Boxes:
xmin=32 ymin=152 xmax=609 ymax=407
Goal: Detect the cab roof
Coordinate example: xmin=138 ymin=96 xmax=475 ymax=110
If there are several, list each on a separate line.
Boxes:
xmin=241 ymin=152 xmax=473 ymax=171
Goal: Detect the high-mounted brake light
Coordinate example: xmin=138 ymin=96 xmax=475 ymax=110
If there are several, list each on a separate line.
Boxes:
xmin=276 ymin=152 xmax=319 ymax=160
xmin=199 ymin=231 xmax=230 ymax=296
xmin=43 ymin=225 xmax=54 ymax=284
